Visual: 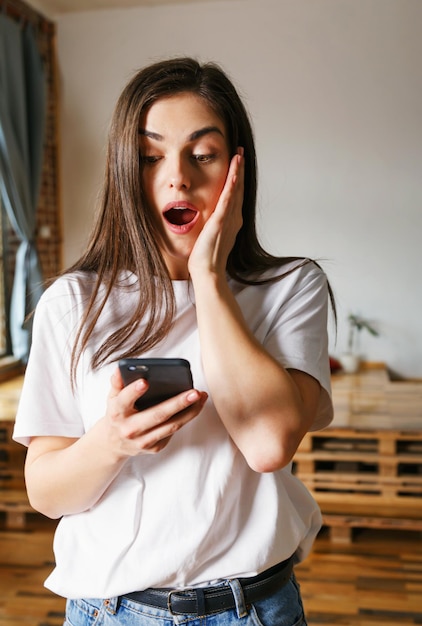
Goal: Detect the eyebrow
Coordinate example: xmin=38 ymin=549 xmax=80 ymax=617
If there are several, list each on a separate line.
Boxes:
xmin=138 ymin=125 xmax=224 ymax=142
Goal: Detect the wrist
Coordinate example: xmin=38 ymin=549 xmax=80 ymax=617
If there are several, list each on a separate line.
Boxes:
xmin=190 ymin=265 xmax=227 ymax=287
xmin=90 ymin=417 xmax=130 ymax=466
xmin=190 ymin=271 xmax=229 ymax=303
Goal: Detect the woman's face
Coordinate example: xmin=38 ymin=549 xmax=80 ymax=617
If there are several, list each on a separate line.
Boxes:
xmin=139 ymin=92 xmax=231 ymax=279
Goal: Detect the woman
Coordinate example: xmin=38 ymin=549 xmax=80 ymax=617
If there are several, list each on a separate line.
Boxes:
xmin=14 ymin=57 xmax=333 ymax=625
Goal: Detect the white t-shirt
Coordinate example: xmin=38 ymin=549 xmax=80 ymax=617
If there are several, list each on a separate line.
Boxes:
xmin=14 ymin=260 xmax=333 ymax=599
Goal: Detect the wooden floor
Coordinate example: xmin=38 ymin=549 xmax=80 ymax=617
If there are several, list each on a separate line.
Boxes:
xmin=0 ymin=515 xmax=65 ymax=626
xmin=1 ymin=515 xmax=421 ymax=625
xmin=296 ymin=527 xmax=422 ymax=625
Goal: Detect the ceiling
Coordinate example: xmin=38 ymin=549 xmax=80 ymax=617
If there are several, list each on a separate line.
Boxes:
xmin=25 ymin=0 xmax=217 ymax=18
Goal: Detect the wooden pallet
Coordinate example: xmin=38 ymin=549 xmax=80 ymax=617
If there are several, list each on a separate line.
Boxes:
xmin=321 ymin=513 xmax=422 ymax=543
xmin=295 ymin=427 xmax=422 ymax=501
xmin=0 ymin=489 xmax=34 ymax=529
xmin=0 ymin=379 xmax=34 ymax=529
xmin=293 ymin=366 xmax=422 ymax=542
xmin=294 ymin=427 xmax=422 ymax=521
xmin=0 ymin=421 xmax=33 ymax=529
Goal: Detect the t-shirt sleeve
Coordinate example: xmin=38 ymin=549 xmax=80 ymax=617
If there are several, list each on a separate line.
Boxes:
xmin=13 ymin=279 xmax=85 ymax=446
xmin=263 ymin=263 xmax=333 ymax=431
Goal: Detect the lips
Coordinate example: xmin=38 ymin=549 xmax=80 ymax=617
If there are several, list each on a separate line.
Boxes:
xmin=163 ymin=202 xmax=199 ymax=233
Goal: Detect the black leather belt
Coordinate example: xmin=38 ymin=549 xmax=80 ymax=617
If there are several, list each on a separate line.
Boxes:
xmin=122 ymin=557 xmax=293 ymax=616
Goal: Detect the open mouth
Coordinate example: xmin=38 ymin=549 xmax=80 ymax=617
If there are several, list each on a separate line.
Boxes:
xmin=164 ymin=207 xmax=198 ymax=226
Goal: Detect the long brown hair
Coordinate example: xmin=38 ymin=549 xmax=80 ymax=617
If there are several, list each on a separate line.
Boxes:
xmin=66 ymin=57 xmax=334 ymax=382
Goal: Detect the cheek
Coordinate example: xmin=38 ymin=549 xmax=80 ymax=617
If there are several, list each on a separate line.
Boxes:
xmin=140 ymin=176 xmax=163 ymax=233
xmin=208 ymin=165 xmax=229 ymax=196
xmin=211 ymin=171 xmax=229 ymax=202
xmin=141 ymin=171 xmax=159 ymax=207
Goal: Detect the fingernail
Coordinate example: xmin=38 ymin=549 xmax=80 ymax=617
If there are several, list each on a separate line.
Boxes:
xmin=187 ymin=390 xmax=200 ymax=402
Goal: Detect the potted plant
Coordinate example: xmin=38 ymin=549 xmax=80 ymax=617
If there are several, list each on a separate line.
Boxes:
xmin=339 ymin=314 xmax=379 ymax=373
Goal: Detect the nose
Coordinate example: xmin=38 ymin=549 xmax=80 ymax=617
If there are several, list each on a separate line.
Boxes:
xmin=168 ymin=155 xmax=191 ymax=190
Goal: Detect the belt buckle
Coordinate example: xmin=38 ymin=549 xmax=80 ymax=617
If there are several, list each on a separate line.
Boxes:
xmin=167 ymin=587 xmax=196 ymax=616
xmin=167 ymin=589 xmax=179 ymax=615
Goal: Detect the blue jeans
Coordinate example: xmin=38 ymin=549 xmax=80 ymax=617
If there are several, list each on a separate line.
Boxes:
xmin=64 ymin=573 xmax=307 ymax=626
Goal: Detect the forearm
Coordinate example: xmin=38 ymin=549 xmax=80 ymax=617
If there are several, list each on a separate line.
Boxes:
xmin=25 ymin=420 xmax=127 ymax=518
xmin=192 ymin=273 xmax=312 ymax=472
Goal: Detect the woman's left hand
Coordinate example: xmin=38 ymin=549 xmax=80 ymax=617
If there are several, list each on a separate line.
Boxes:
xmin=188 ymin=148 xmax=244 ymax=278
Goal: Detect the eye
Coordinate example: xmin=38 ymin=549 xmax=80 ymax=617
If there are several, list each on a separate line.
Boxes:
xmin=140 ymin=155 xmax=162 ymax=164
xmin=192 ymin=154 xmax=216 ymax=163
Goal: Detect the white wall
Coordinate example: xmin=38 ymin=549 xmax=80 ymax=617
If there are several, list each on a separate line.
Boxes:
xmin=56 ymin=0 xmax=422 ymax=378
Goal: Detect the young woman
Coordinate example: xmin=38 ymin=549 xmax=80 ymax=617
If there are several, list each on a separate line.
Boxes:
xmin=14 ymin=58 xmax=333 ymax=625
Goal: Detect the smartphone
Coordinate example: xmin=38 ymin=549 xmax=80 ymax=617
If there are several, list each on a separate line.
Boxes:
xmin=118 ymin=358 xmax=194 ymax=411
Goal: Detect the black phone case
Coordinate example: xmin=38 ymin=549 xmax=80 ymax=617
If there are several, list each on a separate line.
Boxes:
xmin=118 ymin=358 xmax=193 ymax=411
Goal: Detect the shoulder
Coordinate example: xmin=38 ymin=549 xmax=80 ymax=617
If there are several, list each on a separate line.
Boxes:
xmin=280 ymin=259 xmax=329 ymax=294
xmin=267 ymin=258 xmax=327 ymax=283
xmin=38 ymin=271 xmax=94 ymax=303
xmin=40 ymin=272 xmax=94 ymax=299
xmin=231 ymin=259 xmax=328 ymax=297
xmin=34 ymin=272 xmax=98 ymax=327
xmin=38 ymin=270 xmax=137 ymax=307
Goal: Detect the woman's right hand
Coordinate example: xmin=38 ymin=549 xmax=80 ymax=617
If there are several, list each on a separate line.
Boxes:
xmin=25 ymin=368 xmax=206 ymax=519
xmin=104 ymin=368 xmax=207 ymax=458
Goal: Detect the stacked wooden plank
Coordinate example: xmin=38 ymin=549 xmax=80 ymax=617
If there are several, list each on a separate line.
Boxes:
xmin=294 ymin=365 xmax=422 ymax=542
xmin=0 ymin=376 xmax=34 ymax=529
